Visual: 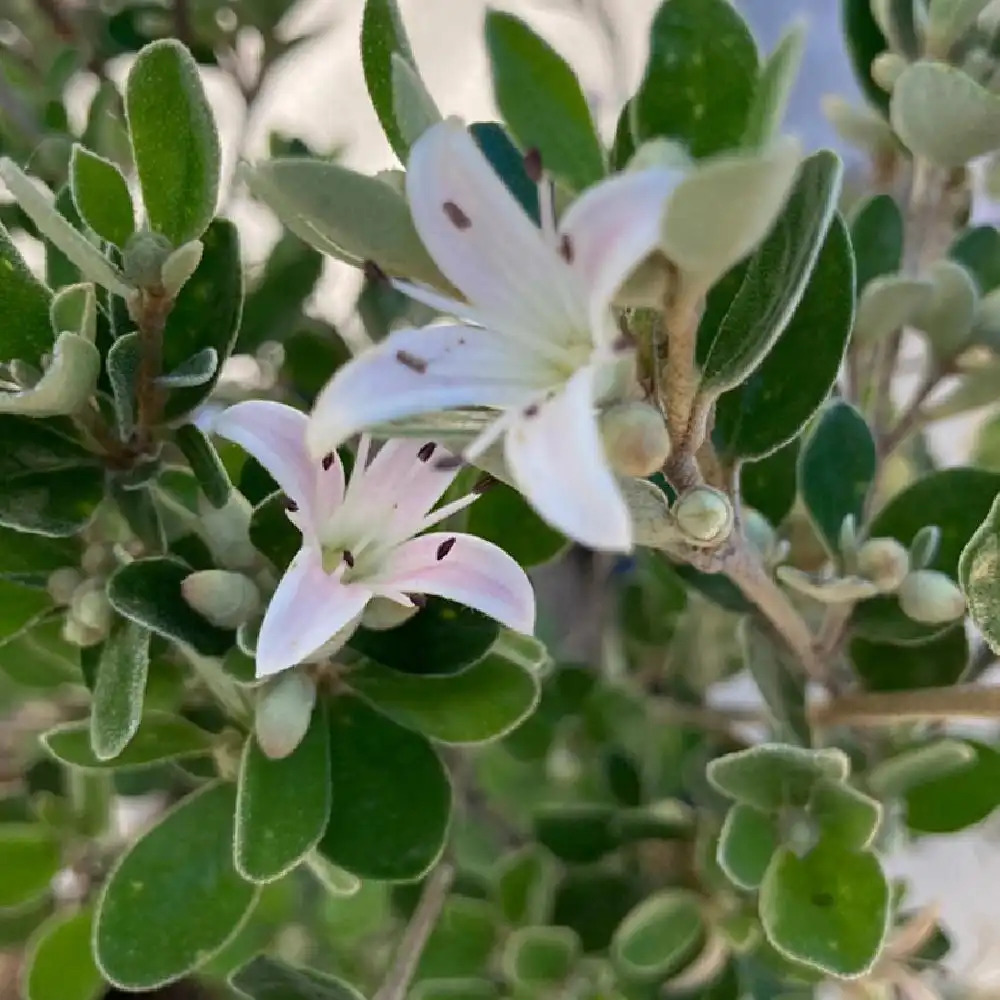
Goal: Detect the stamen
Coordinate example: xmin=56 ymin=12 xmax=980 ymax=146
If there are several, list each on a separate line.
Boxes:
xmin=396 ymin=349 xmax=428 ymax=374
xmin=436 ymin=537 xmax=457 ymax=561
xmin=417 ymin=492 xmax=479 ymax=533
xmin=523 ymin=148 xmax=543 ymax=184
xmin=409 ymin=593 xmax=428 ymax=609
xmin=343 ymin=549 xmax=355 ymax=568
xmin=363 ymin=259 xmax=389 ymax=284
xmin=559 ymin=233 xmax=574 ymax=263
xmin=283 ymin=496 xmax=299 ymax=512
xmin=322 ymin=453 xmax=335 ymax=471
xmin=443 ymin=201 xmax=472 ymax=229
xmin=524 ymin=403 xmax=540 ymax=418
xmin=417 ymin=441 xmax=437 ymax=463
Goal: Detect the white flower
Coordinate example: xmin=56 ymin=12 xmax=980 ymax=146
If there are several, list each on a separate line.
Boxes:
xmin=306 ymin=119 xmax=685 ymax=552
xmin=213 ymin=400 xmax=536 ymax=678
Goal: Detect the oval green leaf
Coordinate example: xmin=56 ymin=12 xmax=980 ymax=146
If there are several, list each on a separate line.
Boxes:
xmin=24 ymin=907 xmax=102 ymax=1000
xmin=90 ymin=621 xmax=150 ymax=762
xmin=0 ymin=220 xmax=53 ymax=367
xmin=69 ymin=145 xmax=134 ymax=248
xmin=0 ymin=825 xmax=60 ymax=910
xmin=612 ymin=889 xmax=704 ymax=982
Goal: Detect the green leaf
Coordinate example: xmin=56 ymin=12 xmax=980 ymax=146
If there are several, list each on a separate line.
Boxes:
xmin=0 ymin=220 xmax=53 ymax=367
xmin=534 ymin=804 xmax=618 ymax=865
xmin=740 ymin=440 xmax=800 ymax=526
xmin=0 ymin=614 xmax=79 ymax=687
xmin=249 ymin=491 xmax=299 ymax=572
xmin=494 ymin=846 xmax=557 ymax=926
xmin=349 ymin=653 xmax=539 ymax=744
xmin=91 ymin=621 xmax=150 ymax=762
xmin=111 ymin=481 xmax=165 ymax=553
xmin=850 ymin=624 xmax=968 ymax=691
xmin=841 ymin=0 xmax=891 ymax=114
xmin=851 ymin=194 xmax=903 ymax=293
xmin=950 ymin=225 xmax=1000 ymax=293
xmin=361 ymin=0 xmax=417 ymax=161
xmin=631 ymin=0 xmax=758 ymax=157
xmin=960 ymin=491 xmax=1000 ymax=652
xmin=106 ymin=331 xmax=140 ymax=439
xmin=798 ymin=401 xmax=876 ymax=553
xmin=743 ymin=24 xmax=805 ymax=149
xmin=868 ymin=467 xmax=1000 ymax=576
xmin=612 ymin=890 xmax=704 ymax=982
xmin=808 ymin=779 xmax=881 ymax=851
xmin=282 ymin=326 xmax=352 ymax=405
xmin=42 ymin=711 xmax=214 ymax=770
xmin=349 ymin=596 xmax=498 ymax=676
xmin=318 ymin=694 xmax=451 ymax=881
xmin=485 ymin=11 xmax=604 ymax=191
xmin=244 ymin=159 xmax=445 ymax=288
xmin=553 ymin=871 xmax=640 ymax=954
xmin=158 ymin=347 xmax=218 ymax=388
xmin=0 ymin=416 xmax=104 ymax=536
xmin=230 ymin=955 xmax=366 ymax=1000
xmin=392 ymin=54 xmax=442 ymax=149
xmin=470 ymin=122 xmax=541 ymax=224
xmin=125 ymin=39 xmax=220 ymax=243
xmin=502 ymin=926 xmax=580 ymax=987
xmin=850 ymin=595 xmax=951 ymax=646
xmin=466 ymin=482 xmax=567 ymax=567
xmin=714 ymin=213 xmax=854 ymax=460
xmin=717 ymin=804 xmax=780 ymax=891
xmin=760 ymin=840 xmax=889 ymax=978
xmin=175 ymin=422 xmax=231 ymax=508
xmin=161 ymin=219 xmax=243 ymax=420
xmin=107 ymin=556 xmax=235 ymax=656
xmin=23 ymin=907 xmax=102 ymax=1000
xmin=411 ymin=980 xmax=497 ymax=1000
xmin=0 ymin=524 xmax=78 ymax=582
xmin=236 ymin=700 xmax=331 ymax=883
xmin=867 ymin=739 xmax=976 ymax=797
xmin=0 ymin=579 xmax=52 ymax=646
xmin=707 ymin=745 xmax=850 ymax=812
xmin=904 ymin=740 xmax=1000 ymax=832
xmin=697 ymin=151 xmax=843 ymax=394
xmin=0 ymin=825 xmax=59 ymax=910
xmin=69 ymin=144 xmax=134 ymax=247
xmin=417 ymin=896 xmax=499 ymax=980
xmin=740 ymin=619 xmax=809 ymax=746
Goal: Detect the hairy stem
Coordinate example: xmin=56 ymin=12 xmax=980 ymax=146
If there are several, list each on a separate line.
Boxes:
xmin=819 ymin=684 xmax=1000 ymax=726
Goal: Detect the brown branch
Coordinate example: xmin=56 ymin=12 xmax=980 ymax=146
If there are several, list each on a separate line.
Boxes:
xmin=818 ymin=684 xmax=1000 ymax=727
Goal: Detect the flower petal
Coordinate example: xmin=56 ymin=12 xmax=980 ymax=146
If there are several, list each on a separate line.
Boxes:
xmin=256 ymin=546 xmax=372 ymax=677
xmin=406 ymin=120 xmax=587 ymax=344
xmin=559 ymin=167 xmax=684 ymax=345
xmin=504 ymin=366 xmax=632 ymax=552
xmin=212 ymin=401 xmax=341 ymax=527
xmin=371 ymin=531 xmax=535 ymax=634
xmin=306 ymin=323 xmax=548 ymax=458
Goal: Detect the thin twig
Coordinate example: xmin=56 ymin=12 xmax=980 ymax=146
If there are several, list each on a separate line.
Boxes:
xmin=818 ymin=684 xmax=1000 ymax=727
xmin=374 ymin=863 xmax=455 ymax=1000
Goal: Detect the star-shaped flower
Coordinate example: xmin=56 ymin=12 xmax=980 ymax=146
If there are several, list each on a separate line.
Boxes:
xmin=213 ymin=400 xmax=536 ymax=677
xmin=306 ymin=119 xmax=685 ymax=552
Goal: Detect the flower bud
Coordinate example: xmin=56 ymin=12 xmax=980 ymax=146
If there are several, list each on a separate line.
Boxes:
xmin=47 ymin=567 xmax=83 ymax=605
xmin=600 ymin=401 xmax=671 ymax=477
xmin=361 ymin=596 xmax=419 ymax=631
xmin=199 ymin=492 xmax=258 ymax=570
xmin=673 ymin=487 xmax=733 ymax=546
xmin=61 ymin=616 xmax=105 ymax=648
xmin=254 ymin=670 xmax=317 ymax=760
xmin=871 ymin=51 xmax=907 ymax=93
xmin=81 ymin=542 xmax=114 ymax=576
xmin=122 ymin=230 xmax=173 ymax=290
xmin=161 ymin=239 xmax=204 ymax=298
xmin=856 ymin=537 xmax=911 ymax=593
xmin=181 ymin=569 xmax=261 ymax=629
xmin=898 ymin=570 xmax=967 ymax=624
xmin=70 ymin=579 xmax=112 ymax=634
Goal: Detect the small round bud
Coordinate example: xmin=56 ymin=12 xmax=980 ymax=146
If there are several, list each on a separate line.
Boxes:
xmin=600 ymin=401 xmax=671 ymax=477
xmin=199 ymin=492 xmax=258 ymax=570
xmin=70 ymin=579 xmax=112 ymax=634
xmin=181 ymin=570 xmax=261 ymax=629
xmin=871 ymin=51 xmax=906 ymax=93
xmin=361 ymin=596 xmax=420 ymax=631
xmin=122 ymin=230 xmax=173 ymax=289
xmin=856 ymin=537 xmax=910 ymax=593
xmin=673 ymin=487 xmax=734 ymax=546
xmin=254 ymin=670 xmax=317 ymax=760
xmin=61 ymin=615 xmax=105 ymax=648
xmin=81 ymin=543 xmax=114 ymax=577
xmin=47 ymin=567 xmax=83 ymax=605
xmin=898 ymin=570 xmax=966 ymax=625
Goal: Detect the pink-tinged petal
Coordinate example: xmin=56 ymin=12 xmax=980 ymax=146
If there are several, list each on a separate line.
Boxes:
xmin=406 ymin=121 xmax=587 ymax=345
xmin=559 ymin=167 xmax=684 ymax=347
xmin=256 ymin=546 xmax=372 ymax=678
xmin=504 ymin=367 xmax=632 ymax=552
xmin=306 ymin=323 xmax=548 ymax=459
xmin=370 ymin=532 xmax=535 ymax=634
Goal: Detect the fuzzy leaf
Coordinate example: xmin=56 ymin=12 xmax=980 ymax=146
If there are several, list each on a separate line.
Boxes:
xmin=90 ymin=621 xmax=150 ymax=762
xmin=70 ymin=144 xmax=134 ymax=247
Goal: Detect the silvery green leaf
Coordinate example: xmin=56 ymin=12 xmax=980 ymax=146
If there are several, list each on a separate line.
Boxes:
xmin=107 ymin=331 xmax=141 ymax=440
xmin=161 ymin=240 xmax=204 ymax=298
xmin=243 ymin=159 xmax=448 ymax=288
xmin=391 ymin=53 xmax=442 ymax=148
xmin=49 ymin=282 xmax=97 ymax=342
xmin=0 ymin=333 xmax=100 ymax=417
xmin=660 ymin=137 xmax=803 ymax=290
xmin=0 ymin=158 xmax=132 ymax=296
xmin=743 ymin=23 xmax=806 ymax=149
xmin=156 ymin=347 xmax=218 ymax=388
xmin=823 ymin=96 xmax=901 ymax=157
xmin=871 ymin=52 xmax=907 ymax=92
xmin=927 ymin=0 xmax=993 ymax=56
xmin=776 ymin=566 xmax=880 ymax=603
xmin=911 ymin=259 xmax=978 ymax=357
xmin=891 ymin=61 xmax=1000 ymax=167
xmin=853 ymin=274 xmax=934 ymax=346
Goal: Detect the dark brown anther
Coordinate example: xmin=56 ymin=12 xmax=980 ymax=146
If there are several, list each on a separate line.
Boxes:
xmin=524 ymin=403 xmax=540 ymax=418
xmin=321 ymin=453 xmax=335 ymax=471
xmin=523 ymin=148 xmax=543 ymax=184
xmin=409 ymin=593 xmax=428 ymax=609
xmin=363 ymin=259 xmax=389 ymax=284
xmin=434 ymin=454 xmax=465 ymax=471
xmin=417 ymin=442 xmax=437 ymax=462
xmin=343 ymin=549 xmax=355 ymax=568
xmin=443 ymin=201 xmax=472 ymax=229
xmin=436 ymin=537 xmax=457 ymax=561
xmin=396 ymin=349 xmax=428 ymax=373
xmin=473 ymin=472 xmax=499 ymax=494
xmin=559 ymin=233 xmax=574 ymax=263
xmin=283 ymin=496 xmax=299 ymax=512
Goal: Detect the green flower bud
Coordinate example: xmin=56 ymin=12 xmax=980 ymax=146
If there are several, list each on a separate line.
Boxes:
xmin=70 ymin=579 xmax=112 ymax=634
xmin=199 ymin=492 xmax=258 ymax=570
xmin=255 ymin=670 xmax=317 ymax=760
xmin=361 ymin=596 xmax=419 ymax=631
xmin=857 ymin=537 xmax=911 ymax=593
xmin=911 ymin=259 xmax=978 ymax=359
xmin=600 ymin=401 xmax=671 ymax=477
xmin=46 ymin=567 xmax=83 ymax=605
xmin=122 ymin=230 xmax=172 ymax=290
xmin=160 ymin=239 xmax=204 ymax=298
xmin=181 ymin=569 xmax=261 ymax=629
xmin=898 ymin=569 xmax=967 ymax=624
xmin=81 ymin=543 xmax=114 ymax=577
xmin=871 ymin=51 xmax=908 ymax=92
xmin=673 ymin=487 xmax=734 ymax=546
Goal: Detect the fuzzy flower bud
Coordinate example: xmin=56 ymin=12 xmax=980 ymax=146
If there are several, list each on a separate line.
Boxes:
xmin=254 ymin=670 xmax=317 ymax=760
xmin=70 ymin=579 xmax=112 ymax=634
xmin=47 ymin=567 xmax=83 ymax=605
xmin=871 ymin=51 xmax=907 ymax=92
xmin=673 ymin=487 xmax=734 ymax=546
xmin=198 ymin=492 xmax=258 ymax=571
xmin=122 ymin=230 xmax=173 ymax=290
xmin=361 ymin=596 xmax=420 ymax=631
xmin=600 ymin=401 xmax=671 ymax=477
xmin=181 ymin=569 xmax=261 ymax=629
xmin=898 ymin=570 xmax=967 ymax=625
xmin=856 ymin=537 xmax=911 ymax=593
